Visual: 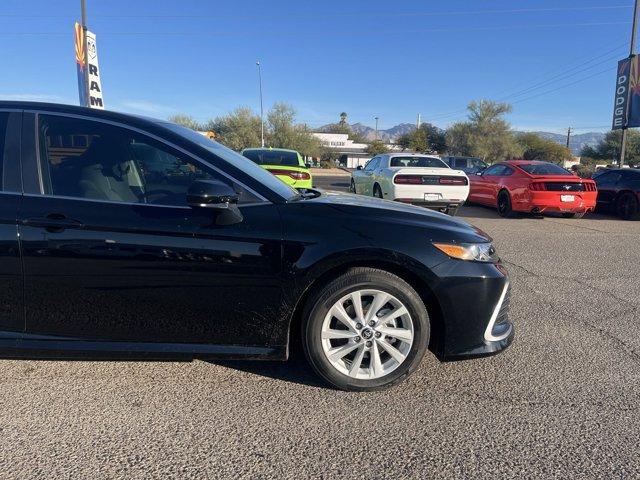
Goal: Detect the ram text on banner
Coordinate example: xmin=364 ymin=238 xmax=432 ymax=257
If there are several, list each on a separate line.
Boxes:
xmin=85 ymin=30 xmax=104 ymax=109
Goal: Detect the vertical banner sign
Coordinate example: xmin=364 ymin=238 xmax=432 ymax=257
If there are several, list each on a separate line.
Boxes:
xmin=85 ymin=31 xmax=104 ymax=109
xmin=74 ymin=22 xmax=87 ymax=107
xmin=612 ymin=56 xmax=640 ymax=130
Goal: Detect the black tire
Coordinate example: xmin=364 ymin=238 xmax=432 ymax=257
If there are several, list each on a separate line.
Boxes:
xmin=616 ymin=192 xmax=639 ymax=220
xmin=302 ymin=268 xmax=430 ymax=392
xmin=497 ymin=190 xmax=515 ymax=218
xmin=562 ymin=212 xmax=585 ymax=219
xmin=445 ymin=206 xmax=459 ymax=216
xmin=373 ymin=184 xmax=383 ymax=198
xmin=349 ymin=179 xmax=357 ymax=194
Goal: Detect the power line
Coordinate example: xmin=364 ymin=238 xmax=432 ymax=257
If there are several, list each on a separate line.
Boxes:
xmin=0 ymin=21 xmax=631 ymax=37
xmin=0 ymin=4 xmax=632 ymax=20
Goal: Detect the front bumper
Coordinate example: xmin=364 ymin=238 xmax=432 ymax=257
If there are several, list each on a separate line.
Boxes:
xmin=426 ymin=260 xmax=514 ymax=361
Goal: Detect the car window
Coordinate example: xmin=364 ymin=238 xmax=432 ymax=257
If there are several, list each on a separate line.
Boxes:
xmin=389 ymin=156 xmax=448 ymax=168
xmin=483 ymin=165 xmax=505 ymax=176
xmin=621 ymin=170 xmax=640 ymax=182
xmin=518 ymin=162 xmax=572 ymax=176
xmin=595 ymin=171 xmax=622 ymax=184
xmin=501 ymin=166 xmax=515 ymax=176
xmin=243 ymin=149 xmax=300 ymax=167
xmin=37 ymin=114 xmax=260 ymax=206
xmin=453 ymin=158 xmax=467 ymax=169
xmin=364 ymin=157 xmax=379 ymax=171
xmin=0 ymin=113 xmax=8 ymax=191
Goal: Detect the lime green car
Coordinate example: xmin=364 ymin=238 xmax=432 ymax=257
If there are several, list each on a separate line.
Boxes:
xmin=241 ymin=148 xmax=313 ymax=189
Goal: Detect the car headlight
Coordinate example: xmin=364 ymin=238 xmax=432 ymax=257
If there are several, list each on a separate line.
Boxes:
xmin=433 ymin=242 xmax=499 ymax=262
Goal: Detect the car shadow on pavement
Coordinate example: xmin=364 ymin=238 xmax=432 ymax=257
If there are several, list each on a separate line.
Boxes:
xmin=209 ymin=355 xmax=326 ymax=388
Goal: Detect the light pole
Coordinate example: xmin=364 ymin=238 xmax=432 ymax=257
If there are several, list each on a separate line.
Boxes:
xmin=80 ymin=0 xmax=89 ymax=107
xmin=620 ymin=0 xmax=640 ymax=166
xmin=374 ymin=116 xmax=379 ymax=141
xmin=256 ymin=61 xmax=265 ymax=147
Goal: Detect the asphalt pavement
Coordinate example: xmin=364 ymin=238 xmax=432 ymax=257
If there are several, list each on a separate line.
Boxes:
xmin=0 ymin=175 xmax=638 ymax=479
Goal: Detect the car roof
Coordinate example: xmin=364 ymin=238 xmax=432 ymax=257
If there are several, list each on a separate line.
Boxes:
xmin=0 ymin=100 xmax=167 ymax=129
xmin=242 ymin=147 xmax=300 ymax=154
xmin=388 ymin=153 xmax=440 ymax=158
xmin=503 ymin=159 xmax=552 ymax=165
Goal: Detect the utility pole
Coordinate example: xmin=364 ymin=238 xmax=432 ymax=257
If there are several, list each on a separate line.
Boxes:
xmin=566 ymin=127 xmax=571 ymax=149
xmin=256 ymin=61 xmax=264 ymax=147
xmin=621 ymin=0 xmax=640 ymax=166
xmin=416 ymin=113 xmax=421 ymax=129
xmin=80 ymin=0 xmax=89 ymax=107
xmin=374 ymin=116 xmax=379 ymax=141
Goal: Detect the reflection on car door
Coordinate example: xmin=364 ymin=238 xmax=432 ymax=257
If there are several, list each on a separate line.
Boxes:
xmin=0 ymin=112 xmax=23 ymax=335
xmin=18 ymin=113 xmax=283 ymax=349
xmin=361 ymin=157 xmax=379 ymax=196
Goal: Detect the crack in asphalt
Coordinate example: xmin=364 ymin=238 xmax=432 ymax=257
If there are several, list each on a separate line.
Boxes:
xmin=517 ymin=281 xmax=640 ymax=365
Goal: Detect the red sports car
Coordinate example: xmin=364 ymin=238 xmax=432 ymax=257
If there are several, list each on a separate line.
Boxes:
xmin=468 ymin=160 xmax=597 ymax=218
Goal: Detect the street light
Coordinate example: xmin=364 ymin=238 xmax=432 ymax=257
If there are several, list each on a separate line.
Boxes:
xmin=374 ymin=116 xmax=379 ymax=141
xmin=256 ymin=61 xmax=265 ymax=148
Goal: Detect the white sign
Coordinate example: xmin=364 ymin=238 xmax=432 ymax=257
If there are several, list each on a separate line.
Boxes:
xmin=86 ymin=30 xmax=104 ymax=109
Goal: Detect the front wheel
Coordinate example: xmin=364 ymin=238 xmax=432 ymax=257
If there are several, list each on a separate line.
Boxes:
xmin=562 ymin=212 xmax=585 ymax=219
xmin=302 ymin=268 xmax=430 ymax=391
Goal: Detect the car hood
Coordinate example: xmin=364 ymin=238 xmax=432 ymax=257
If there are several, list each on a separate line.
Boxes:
xmin=299 ymin=190 xmax=491 ymax=243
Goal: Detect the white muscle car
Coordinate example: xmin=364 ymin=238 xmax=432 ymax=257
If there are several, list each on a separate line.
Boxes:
xmin=350 ymin=153 xmax=469 ymax=216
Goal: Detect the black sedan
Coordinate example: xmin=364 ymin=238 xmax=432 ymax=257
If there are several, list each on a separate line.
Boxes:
xmin=594 ymin=168 xmax=640 ymax=220
xmin=0 ymin=102 xmax=513 ymax=391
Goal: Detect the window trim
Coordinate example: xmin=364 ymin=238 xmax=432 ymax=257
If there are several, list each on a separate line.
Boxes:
xmin=27 ymin=109 xmax=269 ymax=206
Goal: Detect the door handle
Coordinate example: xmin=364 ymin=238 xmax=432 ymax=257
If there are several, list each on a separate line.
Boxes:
xmin=23 ymin=214 xmax=84 ymax=231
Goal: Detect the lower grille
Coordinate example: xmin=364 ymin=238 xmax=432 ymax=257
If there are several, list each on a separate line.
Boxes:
xmin=495 ymin=286 xmax=510 ymax=326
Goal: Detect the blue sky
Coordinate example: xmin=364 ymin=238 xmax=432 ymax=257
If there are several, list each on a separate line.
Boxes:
xmin=0 ymin=0 xmax=634 ymax=133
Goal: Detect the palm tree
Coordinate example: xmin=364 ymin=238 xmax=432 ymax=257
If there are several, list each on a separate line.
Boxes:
xmin=339 ymin=112 xmax=347 ymax=125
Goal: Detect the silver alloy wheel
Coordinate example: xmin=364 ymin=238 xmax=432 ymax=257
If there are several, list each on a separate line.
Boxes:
xmin=320 ymin=289 xmax=414 ymax=380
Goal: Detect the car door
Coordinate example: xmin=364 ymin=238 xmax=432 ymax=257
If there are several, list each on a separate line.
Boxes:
xmin=17 ymin=111 xmax=283 ymax=349
xmin=0 ymin=111 xmax=23 ymax=336
xmin=360 ymin=157 xmax=379 ymax=196
xmin=469 ymin=164 xmax=504 ymax=205
xmin=595 ymin=171 xmax=622 ymax=208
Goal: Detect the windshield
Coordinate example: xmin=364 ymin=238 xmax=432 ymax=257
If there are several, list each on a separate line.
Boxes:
xmin=519 ymin=163 xmax=572 ymax=176
xmin=390 ymin=156 xmax=448 ymax=168
xmin=243 ymin=149 xmax=300 ymax=167
xmin=159 ymin=123 xmax=299 ymax=200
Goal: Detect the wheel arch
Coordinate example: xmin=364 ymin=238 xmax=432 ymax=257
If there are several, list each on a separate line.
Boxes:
xmin=286 ymin=257 xmax=446 ymax=360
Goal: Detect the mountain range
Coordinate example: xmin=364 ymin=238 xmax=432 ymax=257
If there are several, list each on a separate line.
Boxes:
xmin=319 ymin=123 xmax=605 ymax=155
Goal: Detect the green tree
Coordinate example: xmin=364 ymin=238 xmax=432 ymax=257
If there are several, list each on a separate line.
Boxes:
xmin=205 ymin=107 xmax=262 ymax=151
xmin=581 ymin=130 xmax=640 ymax=164
xmin=396 ymin=123 xmax=447 ymax=153
xmin=339 ymin=112 xmax=348 ymax=125
xmin=446 ymin=100 xmax=522 ymax=163
xmin=516 ymin=132 xmax=572 ymax=163
xmin=168 ymin=114 xmax=202 ymax=130
xmin=266 ymin=102 xmax=321 ymax=157
xmin=366 ymin=140 xmax=390 ymax=155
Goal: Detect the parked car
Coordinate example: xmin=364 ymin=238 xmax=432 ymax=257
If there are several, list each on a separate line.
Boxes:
xmin=241 ymin=147 xmax=312 ymax=189
xmin=594 ymin=168 xmax=640 ymax=220
xmin=468 ymin=160 xmax=597 ymax=218
xmin=0 ymin=102 xmax=513 ymax=391
xmin=441 ymin=155 xmax=488 ymax=175
xmin=349 ymin=154 xmax=469 ymax=216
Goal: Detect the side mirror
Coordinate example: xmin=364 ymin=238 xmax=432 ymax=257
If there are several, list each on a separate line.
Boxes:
xmin=187 ymin=180 xmax=243 ymax=225
xmin=356 ymin=165 xmax=363 ymax=170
